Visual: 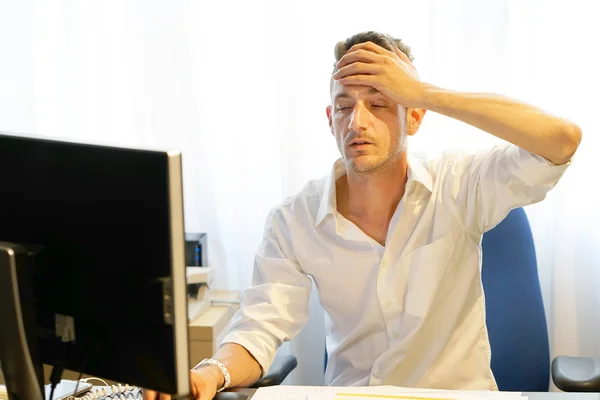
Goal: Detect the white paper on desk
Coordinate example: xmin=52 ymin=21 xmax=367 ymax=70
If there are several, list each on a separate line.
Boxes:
xmin=251 ymin=385 xmax=526 ymax=400
xmin=487 ymin=393 xmax=526 ymax=400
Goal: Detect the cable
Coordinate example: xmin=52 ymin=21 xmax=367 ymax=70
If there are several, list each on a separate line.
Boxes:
xmin=50 ymin=337 xmax=70 ymax=400
xmin=72 ymin=345 xmax=92 ymax=397
xmin=80 ymin=378 xmax=109 ymax=386
xmin=48 ymin=363 xmax=64 ymax=400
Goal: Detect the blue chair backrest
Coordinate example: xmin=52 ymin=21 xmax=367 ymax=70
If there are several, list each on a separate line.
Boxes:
xmin=481 ymin=207 xmax=550 ymax=391
xmin=324 ymin=208 xmax=550 ymax=391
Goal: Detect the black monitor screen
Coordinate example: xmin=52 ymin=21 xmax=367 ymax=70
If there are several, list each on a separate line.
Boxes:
xmin=0 ymin=132 xmax=189 ymax=395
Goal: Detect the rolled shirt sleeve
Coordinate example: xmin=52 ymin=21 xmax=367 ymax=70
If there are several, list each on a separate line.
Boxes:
xmin=220 ymin=207 xmax=312 ymax=375
xmin=442 ymin=143 xmax=571 ymax=234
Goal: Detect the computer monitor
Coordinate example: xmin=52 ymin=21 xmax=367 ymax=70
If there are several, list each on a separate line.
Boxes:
xmin=0 ymin=132 xmax=191 ymax=399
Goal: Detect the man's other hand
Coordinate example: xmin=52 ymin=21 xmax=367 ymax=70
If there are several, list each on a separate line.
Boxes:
xmin=143 ymin=364 xmax=223 ymax=400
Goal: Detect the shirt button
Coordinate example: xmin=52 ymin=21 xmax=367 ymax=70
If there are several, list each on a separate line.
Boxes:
xmin=391 ymin=332 xmax=399 ymax=340
xmin=385 ymin=300 xmax=392 ymax=308
xmin=381 ymin=259 xmax=388 ymax=268
xmin=374 ymin=371 xmax=381 ymax=378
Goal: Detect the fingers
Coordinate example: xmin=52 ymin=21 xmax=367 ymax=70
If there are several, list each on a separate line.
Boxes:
xmin=333 ymin=62 xmax=381 ymax=80
xmin=142 ymin=390 xmax=171 ymax=400
xmin=336 ymin=74 xmax=378 ymax=88
xmin=338 ymin=43 xmax=417 ymax=75
xmin=336 ymin=49 xmax=380 ymax=69
xmin=394 ymin=48 xmax=419 ymax=76
xmin=143 ymin=390 xmax=158 ymax=400
xmin=347 ymin=41 xmax=391 ymax=56
xmin=342 ymin=41 xmax=414 ymax=69
xmin=394 ymin=48 xmax=412 ymax=65
xmin=141 ymin=372 xmax=204 ymax=400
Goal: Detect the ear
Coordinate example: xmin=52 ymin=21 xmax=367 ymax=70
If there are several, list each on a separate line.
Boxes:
xmin=326 ymin=105 xmax=334 ymax=135
xmin=406 ymin=108 xmax=426 ymax=136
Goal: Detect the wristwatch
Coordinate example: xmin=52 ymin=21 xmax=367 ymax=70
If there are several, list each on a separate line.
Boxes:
xmin=194 ymin=358 xmax=231 ymax=392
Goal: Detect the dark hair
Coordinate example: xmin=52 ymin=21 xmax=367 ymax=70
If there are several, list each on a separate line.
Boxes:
xmin=333 ymin=31 xmax=415 ymax=66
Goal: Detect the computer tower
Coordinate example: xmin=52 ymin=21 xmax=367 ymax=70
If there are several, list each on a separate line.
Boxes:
xmin=185 ymin=233 xmax=207 ymax=267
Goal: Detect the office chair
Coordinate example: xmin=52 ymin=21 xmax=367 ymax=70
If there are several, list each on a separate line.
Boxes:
xmin=253 ymin=207 xmax=599 ymax=391
xmin=552 ymin=357 xmax=600 ymax=392
xmin=481 ymin=207 xmax=550 ymax=391
xmin=482 ymin=207 xmax=600 ymax=392
xmin=250 ymin=355 xmax=298 ymax=388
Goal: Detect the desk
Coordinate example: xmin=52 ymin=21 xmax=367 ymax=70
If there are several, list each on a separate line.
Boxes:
xmin=527 ymin=395 xmax=600 ymax=400
xmin=76 ymin=387 xmax=600 ymax=400
xmin=229 ymin=389 xmax=600 ymax=400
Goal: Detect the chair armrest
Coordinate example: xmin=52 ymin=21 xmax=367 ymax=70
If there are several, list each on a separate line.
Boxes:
xmin=552 ymin=356 xmax=600 ymax=392
xmin=250 ymin=355 xmax=298 ymax=388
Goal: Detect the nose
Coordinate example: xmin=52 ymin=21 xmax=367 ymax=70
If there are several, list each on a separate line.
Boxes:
xmin=348 ymin=102 xmax=369 ymax=133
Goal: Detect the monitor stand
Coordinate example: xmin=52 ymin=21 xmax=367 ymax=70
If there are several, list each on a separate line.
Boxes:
xmin=0 ymin=242 xmax=45 ymax=400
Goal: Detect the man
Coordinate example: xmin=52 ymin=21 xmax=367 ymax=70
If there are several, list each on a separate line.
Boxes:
xmin=145 ymin=31 xmax=581 ymax=400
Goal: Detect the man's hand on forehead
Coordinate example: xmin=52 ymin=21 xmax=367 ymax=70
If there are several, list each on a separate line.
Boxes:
xmin=333 ymin=41 xmax=425 ymax=109
xmin=337 ymin=41 xmax=418 ymax=74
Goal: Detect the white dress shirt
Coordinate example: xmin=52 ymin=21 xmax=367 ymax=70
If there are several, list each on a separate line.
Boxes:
xmin=221 ymin=144 xmax=569 ymax=390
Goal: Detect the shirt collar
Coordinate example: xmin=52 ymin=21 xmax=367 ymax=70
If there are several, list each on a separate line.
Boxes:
xmin=406 ymin=152 xmax=433 ymax=194
xmin=314 ymin=154 xmax=433 ymax=228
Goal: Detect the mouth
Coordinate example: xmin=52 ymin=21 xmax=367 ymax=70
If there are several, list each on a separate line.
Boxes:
xmin=349 ymin=139 xmax=373 ymax=147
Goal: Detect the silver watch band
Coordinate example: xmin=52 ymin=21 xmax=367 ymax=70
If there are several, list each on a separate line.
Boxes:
xmin=194 ymin=358 xmax=232 ymax=392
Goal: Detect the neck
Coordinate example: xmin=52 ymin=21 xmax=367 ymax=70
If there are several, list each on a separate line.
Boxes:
xmin=343 ymin=153 xmax=409 ymax=223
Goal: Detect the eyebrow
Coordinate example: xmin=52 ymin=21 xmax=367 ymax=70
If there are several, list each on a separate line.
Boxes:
xmin=333 ymin=88 xmax=383 ymax=102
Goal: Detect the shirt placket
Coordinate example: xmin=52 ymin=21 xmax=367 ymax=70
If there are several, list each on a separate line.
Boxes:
xmin=369 ymin=198 xmax=410 ymax=384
